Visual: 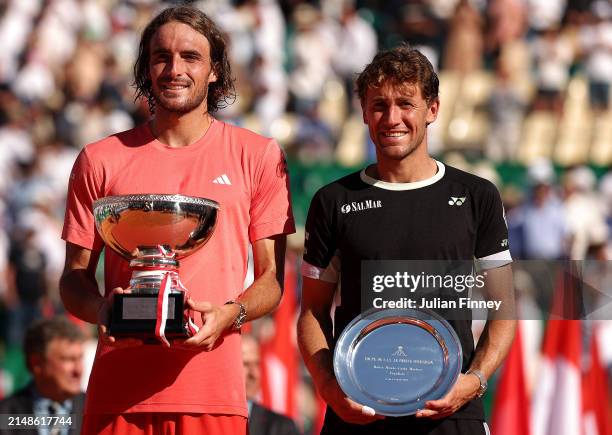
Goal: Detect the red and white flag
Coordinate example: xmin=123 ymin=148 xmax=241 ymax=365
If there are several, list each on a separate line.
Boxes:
xmin=531 ymin=319 xmax=582 ymax=435
xmin=260 ymin=252 xmax=300 ymax=421
xmin=313 ymin=390 xmax=327 ymax=435
xmin=582 ymin=326 xmax=612 ymax=435
xmin=491 ymin=323 xmax=531 ymax=435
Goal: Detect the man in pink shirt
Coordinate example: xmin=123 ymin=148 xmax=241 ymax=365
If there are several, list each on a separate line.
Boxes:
xmin=60 ymin=6 xmax=294 ymax=434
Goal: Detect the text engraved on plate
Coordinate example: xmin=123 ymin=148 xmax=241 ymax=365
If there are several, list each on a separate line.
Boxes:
xmin=123 ymin=298 xmax=176 ymax=320
xmin=363 ymin=347 xmax=436 ymax=382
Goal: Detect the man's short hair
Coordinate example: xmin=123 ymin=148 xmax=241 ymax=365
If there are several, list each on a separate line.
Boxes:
xmin=355 ymin=45 xmax=439 ymax=106
xmin=133 ymin=6 xmax=235 ymax=113
xmin=24 ymin=317 xmax=84 ymax=370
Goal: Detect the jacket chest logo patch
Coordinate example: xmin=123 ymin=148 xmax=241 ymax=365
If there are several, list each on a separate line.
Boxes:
xmin=340 ymin=199 xmax=383 ymax=214
xmin=448 ymin=196 xmax=466 ymax=206
xmin=212 ymin=174 xmax=232 ymax=185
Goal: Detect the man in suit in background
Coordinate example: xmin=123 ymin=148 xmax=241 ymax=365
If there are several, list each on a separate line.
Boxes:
xmin=0 ymin=316 xmax=85 ymax=435
xmin=242 ymin=334 xmax=301 ymax=435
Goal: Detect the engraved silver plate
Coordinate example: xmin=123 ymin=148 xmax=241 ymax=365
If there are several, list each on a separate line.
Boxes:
xmin=122 ymin=298 xmax=176 ymax=320
xmin=334 ymin=308 xmax=462 ymax=416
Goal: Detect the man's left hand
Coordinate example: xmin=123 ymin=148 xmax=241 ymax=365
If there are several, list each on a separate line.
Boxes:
xmin=415 ymin=373 xmax=480 ymax=419
xmin=174 ymin=298 xmax=237 ymax=351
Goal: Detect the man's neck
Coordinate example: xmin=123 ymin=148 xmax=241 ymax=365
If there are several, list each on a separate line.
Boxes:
xmin=33 ymin=380 xmax=71 ymax=403
xmin=372 ymin=151 xmax=438 ymax=183
xmin=150 ymin=108 xmax=214 ymax=148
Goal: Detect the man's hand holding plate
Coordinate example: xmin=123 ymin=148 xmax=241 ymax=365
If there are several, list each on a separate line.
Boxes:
xmin=415 ymin=373 xmax=480 ymax=419
xmin=321 ymin=376 xmax=385 ymax=425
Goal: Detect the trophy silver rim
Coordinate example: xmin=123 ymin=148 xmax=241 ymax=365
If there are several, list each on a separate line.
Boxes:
xmin=93 ymin=193 xmax=219 ymax=260
xmin=334 ymin=307 xmax=462 ymax=417
xmin=93 ymin=193 xmax=219 ymax=210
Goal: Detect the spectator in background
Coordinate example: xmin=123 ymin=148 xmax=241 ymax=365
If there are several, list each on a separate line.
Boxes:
xmin=563 ymin=166 xmax=609 ymax=260
xmin=486 ymin=58 xmax=527 ymax=161
xmin=252 ymin=53 xmax=289 ymax=135
xmin=5 ymin=219 xmax=48 ymax=347
xmin=17 ymin=199 xmax=66 ymax=304
xmin=242 ymin=334 xmax=301 ymax=435
xmin=0 ymin=316 xmax=85 ymax=435
xmin=443 ymin=0 xmax=484 ymax=74
xmin=11 ymin=32 xmax=56 ymax=103
xmin=599 ymin=172 xmax=612 ymax=260
xmin=0 ymin=89 xmax=35 ymax=198
xmin=331 ymin=1 xmax=378 ymax=110
xmin=601 ymin=171 xmax=612 ymax=232
xmin=507 ymin=159 xmax=568 ymax=259
xmin=36 ymin=139 xmax=79 ymax=207
xmin=579 ymin=1 xmax=612 ymax=113
xmin=531 ymin=26 xmax=574 ymax=116
xmin=397 ymin=2 xmax=445 ymax=69
xmin=526 ymin=0 xmax=568 ymax=34
xmin=486 ymin=0 xmax=528 ymax=60
xmin=288 ymin=3 xmax=335 ymax=114
xmin=5 ymin=155 xmax=53 ymax=223
xmin=293 ymin=104 xmax=336 ymax=164
xmin=250 ymin=0 xmax=288 ymax=133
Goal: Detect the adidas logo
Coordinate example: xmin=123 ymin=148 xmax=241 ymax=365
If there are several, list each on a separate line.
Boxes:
xmin=212 ymin=174 xmax=232 ymax=185
xmin=448 ymin=196 xmax=466 ymax=206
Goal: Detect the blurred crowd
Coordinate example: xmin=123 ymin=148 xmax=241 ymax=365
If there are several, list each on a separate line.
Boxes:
xmin=0 ymin=0 xmax=611 ymax=431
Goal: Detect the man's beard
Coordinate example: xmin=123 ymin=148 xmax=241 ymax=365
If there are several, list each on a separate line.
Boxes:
xmin=378 ymin=130 xmax=426 ymax=161
xmin=152 ymin=83 xmax=208 ymax=114
xmin=378 ymin=141 xmax=420 ymax=161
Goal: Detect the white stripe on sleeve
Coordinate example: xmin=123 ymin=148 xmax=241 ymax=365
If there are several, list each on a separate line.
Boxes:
xmin=477 ymin=249 xmax=512 ymax=270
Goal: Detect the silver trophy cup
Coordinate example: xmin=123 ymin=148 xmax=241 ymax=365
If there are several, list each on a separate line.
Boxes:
xmin=93 ymin=194 xmax=219 ymax=345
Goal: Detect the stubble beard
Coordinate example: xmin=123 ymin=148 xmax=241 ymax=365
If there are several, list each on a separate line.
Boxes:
xmin=152 ymin=84 xmax=209 ymax=114
xmin=379 ymin=138 xmax=423 ymax=161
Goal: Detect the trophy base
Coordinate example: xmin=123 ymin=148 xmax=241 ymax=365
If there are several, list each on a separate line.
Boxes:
xmin=109 ymin=293 xmax=191 ymax=342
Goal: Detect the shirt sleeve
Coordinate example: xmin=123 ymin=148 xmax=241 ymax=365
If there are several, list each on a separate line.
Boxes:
xmin=248 ymin=140 xmax=295 ymax=242
xmin=61 ymin=148 xmax=104 ymax=251
xmin=475 ymin=181 xmax=512 ymax=269
xmin=302 ymin=189 xmax=339 ymax=282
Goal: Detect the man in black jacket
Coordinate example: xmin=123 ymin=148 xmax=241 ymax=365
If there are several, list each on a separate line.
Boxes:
xmin=242 ymin=334 xmax=301 ymax=435
xmin=0 ymin=316 xmax=86 ymax=435
xmin=297 ymin=46 xmax=515 ymax=435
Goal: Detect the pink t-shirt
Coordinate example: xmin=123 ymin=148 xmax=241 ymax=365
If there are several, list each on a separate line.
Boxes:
xmin=62 ymin=120 xmax=295 ymax=415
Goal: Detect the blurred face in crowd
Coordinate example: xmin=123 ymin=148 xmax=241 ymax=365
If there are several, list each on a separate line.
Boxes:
xmin=533 ymin=183 xmax=552 ymax=206
xmin=149 ymin=21 xmax=218 ymax=114
xmin=362 ymin=81 xmax=439 ymax=162
xmin=242 ymin=336 xmax=261 ymax=400
xmin=31 ymin=338 xmax=83 ymax=402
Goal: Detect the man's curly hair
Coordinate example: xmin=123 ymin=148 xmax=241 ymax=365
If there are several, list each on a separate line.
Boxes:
xmin=356 ymin=45 xmax=439 ymax=106
xmin=133 ymin=6 xmax=235 ymax=114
